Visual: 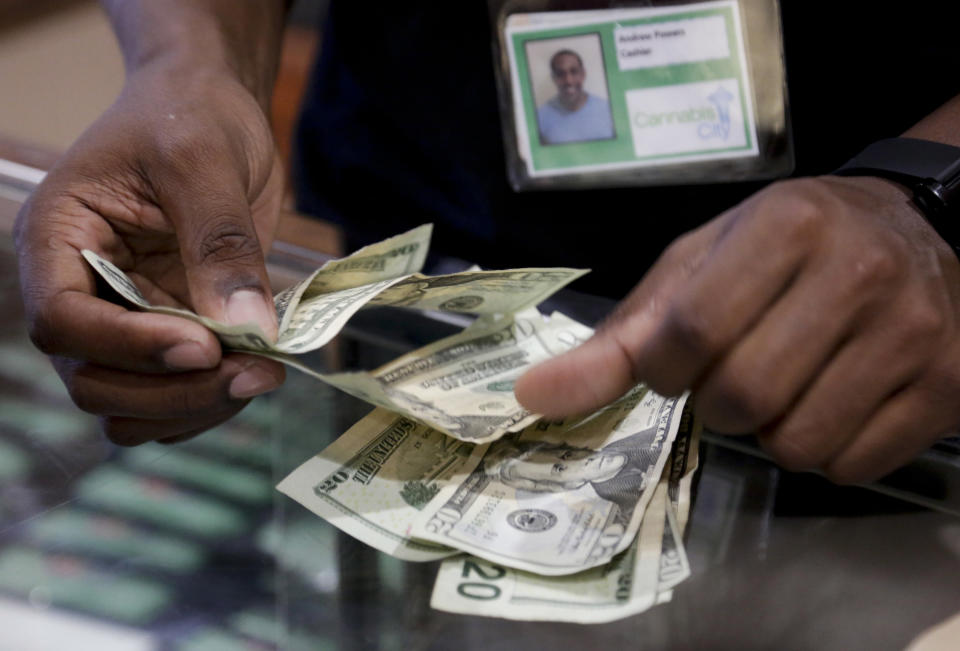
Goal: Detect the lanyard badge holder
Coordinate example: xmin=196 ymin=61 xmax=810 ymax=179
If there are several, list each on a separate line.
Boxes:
xmin=488 ymin=0 xmax=793 ymax=190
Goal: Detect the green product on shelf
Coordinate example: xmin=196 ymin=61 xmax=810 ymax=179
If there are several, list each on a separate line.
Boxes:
xmin=121 ymin=446 xmax=273 ymax=505
xmin=0 ymin=398 xmax=94 ymax=445
xmin=0 ymin=437 xmax=32 ymax=482
xmin=75 ymin=465 xmax=249 ymax=539
xmin=0 ymin=342 xmax=72 ymax=401
xmin=29 ymin=509 xmax=206 ymax=573
xmin=0 ymin=546 xmax=172 ymax=625
xmin=180 ymin=423 xmax=273 ymax=469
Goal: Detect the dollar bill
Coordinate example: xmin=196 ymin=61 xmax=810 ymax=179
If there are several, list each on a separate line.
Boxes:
xmin=427 ymin=416 xmax=699 ymax=623
xmin=275 ymin=266 xmax=585 ymax=355
xmin=410 ymin=389 xmax=690 ymax=575
xmin=275 ymin=276 xmax=411 ymax=354
xmin=276 ymin=408 xmax=479 ymax=561
xmin=81 ymin=248 xmax=281 ymax=353
xmin=367 ymin=268 xmax=589 ymax=315
xmin=82 ymin=225 xmax=587 ymax=361
xmin=81 ymin=224 xmax=432 ymax=354
xmin=83 ymin=226 xmax=594 ymax=442
xmin=154 ymin=306 xmax=596 ymax=444
xmin=428 ymin=476 xmax=670 ymax=624
xmin=655 ymin=406 xmax=699 ymax=592
xmin=277 ymin=388 xmax=697 ymax=569
xmin=668 ymin=410 xmax=701 ymax=534
xmin=320 ymin=309 xmax=595 ymax=442
xmin=272 ymin=268 xmax=584 ymax=357
xmin=241 ymin=309 xmax=595 ymax=443
xmin=273 ymin=224 xmax=434 ymax=332
xmin=655 ymin=450 xmax=688 ymax=599
xmin=656 ymin=502 xmax=688 ymax=594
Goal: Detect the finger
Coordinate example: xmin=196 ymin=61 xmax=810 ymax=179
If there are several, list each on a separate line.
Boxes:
xmin=16 ymin=198 xmax=222 ymax=372
xmin=693 ymin=256 xmax=874 ymax=434
xmin=62 ymin=353 xmax=284 ymax=420
xmin=820 ymin=384 xmax=956 ymax=485
xmin=516 ymin=188 xmax=815 ymax=418
xmin=756 ymin=309 xmax=938 ymax=474
xmin=516 ymin=219 xmax=725 ymax=417
xmin=101 ymin=408 xmax=243 ymax=447
xmin=623 ymin=191 xmax=817 ymax=398
xmin=153 ymin=151 xmax=278 ymax=341
xmin=32 ymin=289 xmax=220 ymax=373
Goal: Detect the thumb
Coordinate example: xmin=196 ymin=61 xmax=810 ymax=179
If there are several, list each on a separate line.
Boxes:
xmin=515 ymin=224 xmax=720 ymax=418
xmin=159 ymin=164 xmax=278 ymax=341
xmin=514 ymin=309 xmax=658 ymax=419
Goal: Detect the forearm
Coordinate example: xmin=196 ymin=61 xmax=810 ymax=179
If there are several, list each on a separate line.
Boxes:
xmin=101 ymin=0 xmax=288 ymax=110
xmin=903 ymin=94 xmax=960 ymax=147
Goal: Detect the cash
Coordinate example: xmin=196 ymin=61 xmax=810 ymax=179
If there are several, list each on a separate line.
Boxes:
xmin=319 ymin=309 xmax=595 ymax=443
xmin=275 ymin=409 xmax=468 ymax=562
xmin=82 ymin=226 xmax=589 ymax=443
xmin=656 ymin=414 xmax=699 ymax=592
xmin=428 ymin=477 xmax=669 ymax=624
xmin=83 ymin=224 xmax=587 ymax=357
xmin=82 ymin=225 xmax=701 ymax=622
xmin=409 ymin=387 xmax=687 ymax=575
xmin=426 ymin=400 xmax=699 ymax=623
xmin=279 ymin=386 xmax=699 ymax=622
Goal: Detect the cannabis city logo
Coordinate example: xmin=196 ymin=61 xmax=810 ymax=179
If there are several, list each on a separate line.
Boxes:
xmin=630 ymin=83 xmax=734 ymax=142
xmin=699 ymin=85 xmax=733 ymax=140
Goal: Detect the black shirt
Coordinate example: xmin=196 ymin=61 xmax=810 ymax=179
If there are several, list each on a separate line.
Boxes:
xmin=293 ymin=2 xmax=960 ymax=297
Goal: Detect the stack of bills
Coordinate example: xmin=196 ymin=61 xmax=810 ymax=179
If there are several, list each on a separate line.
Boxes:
xmin=83 ymin=225 xmax=700 ymax=623
xmin=279 ymin=394 xmax=698 ymax=623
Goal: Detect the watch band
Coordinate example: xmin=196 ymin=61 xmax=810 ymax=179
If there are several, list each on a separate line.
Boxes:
xmin=834 ymin=137 xmax=960 ymax=254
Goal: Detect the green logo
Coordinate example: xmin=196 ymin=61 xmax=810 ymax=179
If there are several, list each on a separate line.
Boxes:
xmin=633 ymin=106 xmax=716 ymax=128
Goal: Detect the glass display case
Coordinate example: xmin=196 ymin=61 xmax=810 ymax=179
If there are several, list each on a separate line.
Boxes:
xmin=1 ymin=161 xmax=958 ymax=651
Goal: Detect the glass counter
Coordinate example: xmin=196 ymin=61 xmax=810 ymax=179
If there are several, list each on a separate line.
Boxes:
xmin=0 ymin=166 xmax=958 ymax=651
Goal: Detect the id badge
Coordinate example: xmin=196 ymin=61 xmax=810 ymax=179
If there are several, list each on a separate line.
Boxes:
xmin=489 ymin=0 xmax=793 ymax=190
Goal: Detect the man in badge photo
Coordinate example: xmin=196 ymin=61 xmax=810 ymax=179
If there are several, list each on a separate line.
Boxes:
xmin=537 ymin=49 xmax=615 ymax=145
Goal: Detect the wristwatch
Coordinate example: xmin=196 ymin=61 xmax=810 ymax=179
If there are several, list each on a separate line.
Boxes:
xmin=834 ymin=137 xmax=960 ymax=255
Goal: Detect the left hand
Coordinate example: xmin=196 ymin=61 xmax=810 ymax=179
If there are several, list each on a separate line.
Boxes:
xmin=516 ymin=175 xmax=960 ymax=484
xmin=14 ymin=64 xmax=286 ymax=446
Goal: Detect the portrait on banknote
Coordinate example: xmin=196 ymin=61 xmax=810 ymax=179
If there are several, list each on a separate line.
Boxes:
xmin=483 ymin=422 xmax=663 ymax=530
xmin=412 ymin=391 xmax=683 ymax=574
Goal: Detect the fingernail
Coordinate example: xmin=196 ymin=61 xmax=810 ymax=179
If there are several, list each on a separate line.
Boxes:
xmin=226 ymin=289 xmax=277 ymax=339
xmin=229 ymin=365 xmax=281 ymax=399
xmin=163 ymin=341 xmax=214 ymax=370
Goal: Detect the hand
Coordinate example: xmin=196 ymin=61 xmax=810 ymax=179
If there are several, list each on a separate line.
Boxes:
xmin=516 ymin=176 xmax=960 ymax=483
xmin=15 ymin=62 xmax=286 ymax=446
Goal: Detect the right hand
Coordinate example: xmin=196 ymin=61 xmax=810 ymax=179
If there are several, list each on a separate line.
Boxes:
xmin=15 ymin=61 xmax=287 ymax=446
